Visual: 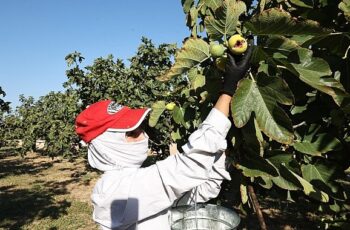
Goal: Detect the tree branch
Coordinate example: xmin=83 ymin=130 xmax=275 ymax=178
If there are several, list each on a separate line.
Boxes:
xmin=248 ymin=185 xmax=267 ymax=230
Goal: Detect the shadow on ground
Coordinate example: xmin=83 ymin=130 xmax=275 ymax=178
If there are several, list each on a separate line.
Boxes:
xmin=0 ymin=152 xmax=76 ymax=229
xmin=0 ymin=185 xmax=71 ymax=229
xmin=0 ymin=152 xmax=56 ymax=179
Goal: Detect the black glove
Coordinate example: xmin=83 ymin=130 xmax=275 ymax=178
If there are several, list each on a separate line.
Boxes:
xmin=221 ymin=41 xmax=253 ymax=96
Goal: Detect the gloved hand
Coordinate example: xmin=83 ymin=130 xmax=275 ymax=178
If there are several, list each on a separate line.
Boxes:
xmin=221 ymin=40 xmax=253 ymax=96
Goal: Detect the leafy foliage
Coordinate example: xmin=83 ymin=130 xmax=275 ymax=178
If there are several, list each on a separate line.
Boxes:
xmin=0 ymin=87 xmax=11 ymax=148
xmin=232 ymin=76 xmax=294 ymax=144
xmin=245 ymin=7 xmax=331 ymax=35
xmin=1 ymin=38 xmax=182 ymax=158
xmin=339 ymin=0 xmax=350 ymax=21
xmin=158 ymin=38 xmax=210 ymax=81
xmin=0 ymin=87 xmax=10 ymax=114
xmin=204 ymin=0 xmax=246 ymax=41
xmin=148 ymin=0 xmax=350 ymax=227
xmin=2 ymin=93 xmax=81 ymax=158
xmin=64 ymin=37 xmax=184 ymax=156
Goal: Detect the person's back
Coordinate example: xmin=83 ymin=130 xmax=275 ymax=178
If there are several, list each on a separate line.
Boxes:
xmin=88 ymin=107 xmax=231 ymax=229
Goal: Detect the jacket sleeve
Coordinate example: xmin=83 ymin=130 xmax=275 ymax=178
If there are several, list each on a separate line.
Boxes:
xmin=122 ymin=108 xmax=231 ymax=225
xmin=156 ymin=108 xmax=231 ymax=199
xmin=173 ymin=151 xmax=231 ymax=206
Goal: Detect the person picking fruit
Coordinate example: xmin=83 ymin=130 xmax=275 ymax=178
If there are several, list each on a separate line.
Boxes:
xmin=75 ymin=40 xmax=253 ymax=230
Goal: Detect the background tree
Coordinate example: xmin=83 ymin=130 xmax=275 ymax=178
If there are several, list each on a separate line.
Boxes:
xmin=0 ymin=86 xmax=10 ymax=114
xmin=2 ymin=38 xmax=182 ymax=158
xmin=64 ymin=37 xmax=186 ymax=156
xmin=0 ymin=86 xmax=11 ymax=148
xmin=2 ymin=92 xmax=80 ymax=158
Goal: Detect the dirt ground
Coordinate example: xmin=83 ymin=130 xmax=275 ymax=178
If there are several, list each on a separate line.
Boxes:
xmin=0 ymin=151 xmax=346 ymax=230
xmin=0 ymin=151 xmax=100 ymax=230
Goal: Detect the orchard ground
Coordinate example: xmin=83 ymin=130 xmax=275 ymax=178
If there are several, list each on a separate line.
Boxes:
xmin=0 ymin=151 xmax=336 ymax=230
xmin=0 ymin=151 xmax=99 ymax=230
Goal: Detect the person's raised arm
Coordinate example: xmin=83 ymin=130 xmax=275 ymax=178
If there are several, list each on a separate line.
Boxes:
xmin=214 ymin=94 xmax=232 ymax=117
xmin=122 ymin=41 xmax=254 ymax=226
xmin=175 ymin=41 xmax=254 ymax=204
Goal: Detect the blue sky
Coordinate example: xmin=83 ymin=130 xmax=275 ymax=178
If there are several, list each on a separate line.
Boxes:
xmin=0 ymin=1 xmax=189 ymax=108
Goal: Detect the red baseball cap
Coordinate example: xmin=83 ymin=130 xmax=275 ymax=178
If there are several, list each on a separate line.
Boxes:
xmin=75 ymin=100 xmax=151 ymax=143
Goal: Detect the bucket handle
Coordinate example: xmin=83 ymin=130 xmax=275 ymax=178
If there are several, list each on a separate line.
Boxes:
xmin=173 ymin=186 xmax=201 ymax=208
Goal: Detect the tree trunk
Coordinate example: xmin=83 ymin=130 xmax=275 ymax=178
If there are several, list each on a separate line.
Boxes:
xmin=248 ymin=185 xmax=267 ymax=230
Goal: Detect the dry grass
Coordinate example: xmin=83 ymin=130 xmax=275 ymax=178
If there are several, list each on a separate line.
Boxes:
xmin=0 ymin=151 xmax=100 ymax=230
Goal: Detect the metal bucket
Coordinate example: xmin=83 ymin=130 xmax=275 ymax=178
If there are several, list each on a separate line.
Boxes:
xmin=170 ymin=204 xmax=240 ymax=230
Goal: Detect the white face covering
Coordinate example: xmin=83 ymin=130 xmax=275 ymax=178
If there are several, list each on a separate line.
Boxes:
xmin=88 ymin=130 xmax=149 ymax=171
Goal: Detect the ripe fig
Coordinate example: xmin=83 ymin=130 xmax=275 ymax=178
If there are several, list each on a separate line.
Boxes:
xmin=228 ymin=34 xmax=247 ymax=55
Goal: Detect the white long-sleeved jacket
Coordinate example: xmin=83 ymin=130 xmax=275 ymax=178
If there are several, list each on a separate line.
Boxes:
xmin=91 ymin=108 xmax=232 ymax=230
